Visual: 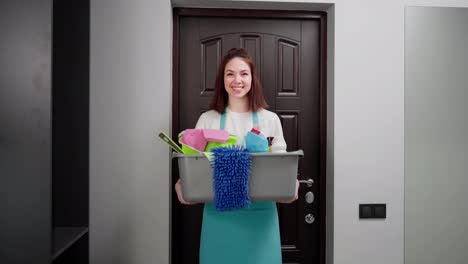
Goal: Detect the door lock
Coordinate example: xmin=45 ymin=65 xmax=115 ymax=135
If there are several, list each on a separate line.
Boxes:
xmin=305 ymin=191 xmax=314 ymax=204
xmin=305 ymin=213 xmax=315 ymax=224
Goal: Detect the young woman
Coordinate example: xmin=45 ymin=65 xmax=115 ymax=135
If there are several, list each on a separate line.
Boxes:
xmin=175 ymin=48 xmax=299 ymax=264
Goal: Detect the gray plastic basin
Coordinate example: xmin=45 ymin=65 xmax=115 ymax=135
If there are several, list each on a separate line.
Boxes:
xmin=173 ymin=150 xmax=303 ymax=202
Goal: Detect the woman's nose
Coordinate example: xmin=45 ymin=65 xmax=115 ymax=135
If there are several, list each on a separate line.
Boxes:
xmin=234 ymin=74 xmax=242 ymax=83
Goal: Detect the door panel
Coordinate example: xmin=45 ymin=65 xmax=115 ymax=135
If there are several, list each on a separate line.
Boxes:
xmin=174 ymin=10 xmax=326 ymax=264
xmin=198 ymin=18 xmax=301 ymax=40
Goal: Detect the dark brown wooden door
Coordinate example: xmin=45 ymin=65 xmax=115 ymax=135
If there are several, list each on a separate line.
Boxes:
xmin=172 ymin=8 xmax=327 ymax=264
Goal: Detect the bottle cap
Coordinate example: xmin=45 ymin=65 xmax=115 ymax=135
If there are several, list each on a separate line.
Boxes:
xmin=251 ymin=128 xmax=261 ymax=135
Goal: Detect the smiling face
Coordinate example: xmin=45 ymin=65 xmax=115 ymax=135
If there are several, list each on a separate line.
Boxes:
xmin=223 ymin=57 xmax=252 ymax=101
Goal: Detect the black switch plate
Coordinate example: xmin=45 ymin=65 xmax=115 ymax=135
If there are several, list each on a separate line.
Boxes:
xmin=359 ymin=204 xmax=373 ymax=218
xmin=374 ymin=204 xmax=386 ymax=218
xmin=359 ymin=204 xmax=386 ymax=219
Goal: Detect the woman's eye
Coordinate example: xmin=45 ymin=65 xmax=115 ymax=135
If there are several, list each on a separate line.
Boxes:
xmin=226 ymin=73 xmax=233 ymax=76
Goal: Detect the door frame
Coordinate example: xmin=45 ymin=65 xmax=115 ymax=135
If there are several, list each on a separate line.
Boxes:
xmin=171 ymin=7 xmax=328 ymax=264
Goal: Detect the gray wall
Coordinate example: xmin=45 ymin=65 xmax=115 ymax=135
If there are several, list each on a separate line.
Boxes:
xmin=0 ymin=1 xmax=52 ymax=262
xmin=90 ymin=0 xmax=172 ymax=263
xmin=405 ymin=6 xmax=468 ymax=264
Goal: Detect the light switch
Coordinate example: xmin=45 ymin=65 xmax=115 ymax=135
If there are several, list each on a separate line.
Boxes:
xmin=374 ymin=204 xmax=386 ymax=219
xmin=359 ymin=204 xmax=386 ymax=219
xmin=359 ymin=204 xmax=373 ymax=218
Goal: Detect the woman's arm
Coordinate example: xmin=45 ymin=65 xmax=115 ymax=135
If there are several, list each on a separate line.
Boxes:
xmin=175 ymin=179 xmax=196 ymax=205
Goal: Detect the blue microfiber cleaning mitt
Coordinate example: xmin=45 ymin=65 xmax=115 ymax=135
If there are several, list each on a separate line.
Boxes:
xmin=210 ymin=146 xmax=251 ymax=211
xmin=244 ymin=131 xmax=269 ymax=153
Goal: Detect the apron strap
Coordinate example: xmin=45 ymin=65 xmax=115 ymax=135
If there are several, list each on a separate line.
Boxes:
xmin=220 ymin=109 xmax=259 ymax=130
xmin=252 ymin=111 xmax=259 ymax=128
xmin=220 ymin=110 xmax=227 ymax=130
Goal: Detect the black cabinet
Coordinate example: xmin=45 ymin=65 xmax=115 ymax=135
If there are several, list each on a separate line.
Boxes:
xmin=0 ymin=1 xmax=90 ymax=263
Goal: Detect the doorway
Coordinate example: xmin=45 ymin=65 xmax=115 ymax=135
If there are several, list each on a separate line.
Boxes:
xmin=172 ymin=8 xmax=327 ymax=264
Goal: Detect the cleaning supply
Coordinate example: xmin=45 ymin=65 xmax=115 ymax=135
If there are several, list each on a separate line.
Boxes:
xmin=203 ymin=128 xmax=236 ymax=151
xmin=244 ymin=131 xmax=269 ymax=153
xmin=210 ymin=146 xmax=251 ymax=211
xmin=251 ymin=128 xmax=261 ymax=135
xmin=158 ymin=132 xmax=183 ymax=153
xmin=267 ymin=137 xmax=275 ymax=153
xmin=204 ymin=135 xmax=237 ymax=152
xmin=179 ymin=129 xmax=236 ymax=153
xmin=180 ymin=129 xmax=208 ymax=152
xmin=202 ymin=129 xmax=229 ymax=142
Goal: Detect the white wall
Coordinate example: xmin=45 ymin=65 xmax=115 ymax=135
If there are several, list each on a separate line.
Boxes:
xmin=332 ymin=1 xmax=404 ymax=263
xmin=90 ymin=0 xmax=172 ymax=263
xmin=405 ymin=6 xmax=468 ymax=264
xmin=89 ymin=1 xmax=468 ymax=264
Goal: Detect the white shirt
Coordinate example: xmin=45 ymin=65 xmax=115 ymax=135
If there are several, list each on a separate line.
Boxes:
xmin=195 ymin=108 xmax=287 ymax=152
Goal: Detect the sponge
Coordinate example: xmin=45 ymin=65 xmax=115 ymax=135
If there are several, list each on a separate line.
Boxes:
xmin=202 ymin=129 xmax=229 ymax=143
xmin=180 ymin=129 xmax=207 ymax=152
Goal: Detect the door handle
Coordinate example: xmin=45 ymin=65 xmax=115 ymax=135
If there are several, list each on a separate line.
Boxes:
xmin=299 ymin=178 xmax=314 ymax=187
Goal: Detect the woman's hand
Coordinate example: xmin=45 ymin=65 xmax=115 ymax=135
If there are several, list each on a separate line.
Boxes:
xmin=278 ymin=179 xmax=299 ymax=204
xmin=175 ymin=179 xmax=196 ymax=205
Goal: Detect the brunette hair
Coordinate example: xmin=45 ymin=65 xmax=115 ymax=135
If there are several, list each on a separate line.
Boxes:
xmin=209 ymin=48 xmax=268 ymax=113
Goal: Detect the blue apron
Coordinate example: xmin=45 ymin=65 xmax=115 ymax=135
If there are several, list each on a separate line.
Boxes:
xmin=199 ymin=111 xmax=282 ymax=264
